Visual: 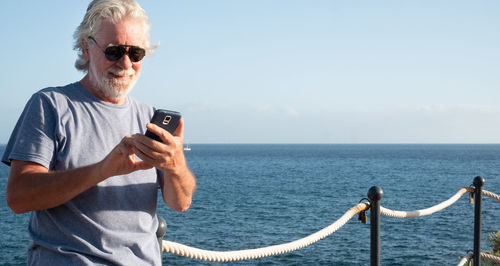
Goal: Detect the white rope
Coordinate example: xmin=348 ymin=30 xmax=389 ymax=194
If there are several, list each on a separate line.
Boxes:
xmin=483 ymin=189 xmax=500 ymax=202
xmin=379 ymin=188 xmax=499 ymax=218
xmin=457 ymin=252 xmax=500 ymax=266
xmin=160 ymin=187 xmax=500 ymax=262
xmin=457 ymin=252 xmax=472 ymax=266
xmin=482 ymin=253 xmax=500 ymax=263
xmin=457 ymin=252 xmax=473 ymax=266
xmin=162 ymin=202 xmax=370 ymax=262
xmin=380 ymin=187 xmax=474 ymax=218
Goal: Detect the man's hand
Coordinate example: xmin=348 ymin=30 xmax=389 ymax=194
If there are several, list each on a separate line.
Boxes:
xmin=131 ymin=119 xmax=196 ymax=212
xmin=97 ymin=136 xmax=153 ymax=179
xmin=131 ymin=119 xmax=187 ymax=174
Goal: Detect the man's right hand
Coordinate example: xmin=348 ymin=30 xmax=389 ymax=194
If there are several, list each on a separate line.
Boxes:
xmin=97 ymin=136 xmax=153 ymax=179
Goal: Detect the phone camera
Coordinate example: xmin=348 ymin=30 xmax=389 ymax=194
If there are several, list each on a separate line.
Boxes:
xmin=162 ymin=116 xmax=172 ymax=125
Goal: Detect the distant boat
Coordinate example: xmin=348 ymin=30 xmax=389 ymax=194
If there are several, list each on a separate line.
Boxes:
xmin=183 ymin=144 xmax=191 ymax=151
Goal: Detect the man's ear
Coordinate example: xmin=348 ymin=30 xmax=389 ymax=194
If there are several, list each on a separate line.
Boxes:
xmin=82 ymin=38 xmax=90 ymax=61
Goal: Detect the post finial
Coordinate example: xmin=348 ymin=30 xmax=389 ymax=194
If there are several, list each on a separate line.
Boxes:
xmin=368 ymin=186 xmax=384 ymax=202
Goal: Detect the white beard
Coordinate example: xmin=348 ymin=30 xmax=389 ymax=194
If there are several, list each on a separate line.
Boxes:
xmin=91 ymin=66 xmax=139 ymax=102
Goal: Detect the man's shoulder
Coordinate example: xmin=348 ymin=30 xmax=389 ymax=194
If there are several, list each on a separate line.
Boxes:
xmin=36 ymin=82 xmax=81 ymax=98
xmin=30 ymin=82 xmax=90 ymax=106
xmin=23 ymin=82 xmax=87 ymax=115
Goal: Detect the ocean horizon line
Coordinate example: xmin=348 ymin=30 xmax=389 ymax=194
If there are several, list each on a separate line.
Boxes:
xmin=2 ymin=142 xmax=500 ymax=146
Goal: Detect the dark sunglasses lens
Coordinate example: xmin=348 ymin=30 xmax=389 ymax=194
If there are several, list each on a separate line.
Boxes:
xmin=104 ymin=46 xmax=145 ymax=62
xmin=128 ymin=47 xmax=146 ymax=62
xmin=104 ymin=46 xmax=126 ymax=61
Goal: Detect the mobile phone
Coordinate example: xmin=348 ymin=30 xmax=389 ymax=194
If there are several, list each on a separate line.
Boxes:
xmin=145 ymin=109 xmax=182 ymax=142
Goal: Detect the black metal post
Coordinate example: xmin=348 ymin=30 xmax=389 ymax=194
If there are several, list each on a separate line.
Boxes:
xmin=368 ymin=186 xmax=383 ymax=266
xmin=473 ymin=176 xmax=485 ymax=266
xmin=156 ymin=216 xmax=167 ymax=264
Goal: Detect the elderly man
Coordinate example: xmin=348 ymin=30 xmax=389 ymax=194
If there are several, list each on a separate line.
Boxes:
xmin=2 ymin=0 xmax=196 ymax=265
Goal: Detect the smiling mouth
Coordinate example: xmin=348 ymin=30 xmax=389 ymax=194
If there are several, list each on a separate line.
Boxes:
xmin=108 ymin=66 xmax=135 ymax=79
xmin=110 ymin=73 xmax=130 ymax=79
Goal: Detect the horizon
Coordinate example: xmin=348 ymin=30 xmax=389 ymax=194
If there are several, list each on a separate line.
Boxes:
xmin=2 ymin=143 xmax=500 ymax=146
xmin=1 ymin=1 xmax=499 ymax=144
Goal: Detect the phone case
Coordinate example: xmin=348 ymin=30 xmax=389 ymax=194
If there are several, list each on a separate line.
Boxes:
xmin=145 ymin=109 xmax=182 ymax=142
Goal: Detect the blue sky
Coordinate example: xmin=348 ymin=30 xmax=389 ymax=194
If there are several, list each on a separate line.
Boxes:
xmin=1 ymin=1 xmax=499 ymax=143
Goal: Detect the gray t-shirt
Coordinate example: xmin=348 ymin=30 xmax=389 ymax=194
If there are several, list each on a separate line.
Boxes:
xmin=2 ymin=82 xmax=161 ymax=265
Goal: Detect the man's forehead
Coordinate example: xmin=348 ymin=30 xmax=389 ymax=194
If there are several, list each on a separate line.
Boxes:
xmin=94 ymin=18 xmax=146 ymax=46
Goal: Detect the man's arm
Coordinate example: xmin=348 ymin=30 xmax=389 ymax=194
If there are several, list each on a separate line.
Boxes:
xmin=6 ymin=136 xmax=152 ymax=214
xmin=132 ymin=119 xmax=196 ymax=212
xmin=159 ymin=161 xmax=196 ymax=212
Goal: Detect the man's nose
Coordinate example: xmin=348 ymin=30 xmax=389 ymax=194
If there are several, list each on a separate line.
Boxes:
xmin=116 ymin=52 xmax=133 ymax=69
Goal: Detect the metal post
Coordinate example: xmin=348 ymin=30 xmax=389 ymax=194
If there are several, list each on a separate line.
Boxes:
xmin=473 ymin=176 xmax=485 ymax=266
xmin=368 ymin=186 xmax=383 ymax=266
xmin=156 ymin=216 xmax=167 ymax=264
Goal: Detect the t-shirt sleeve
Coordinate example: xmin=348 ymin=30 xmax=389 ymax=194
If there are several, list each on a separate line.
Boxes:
xmin=2 ymin=92 xmax=57 ymax=169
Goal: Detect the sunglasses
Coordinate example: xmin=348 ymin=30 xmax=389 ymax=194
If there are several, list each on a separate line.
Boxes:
xmin=88 ymin=36 xmax=146 ymax=62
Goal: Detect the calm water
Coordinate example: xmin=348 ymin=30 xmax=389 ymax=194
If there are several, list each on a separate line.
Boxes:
xmin=1 ymin=144 xmax=499 ymax=265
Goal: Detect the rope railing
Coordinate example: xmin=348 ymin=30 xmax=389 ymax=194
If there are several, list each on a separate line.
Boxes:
xmin=481 ymin=253 xmax=500 ymax=264
xmin=483 ymin=189 xmax=500 ymax=202
xmin=159 ymin=179 xmax=500 ymax=264
xmin=379 ymin=188 xmax=500 ymax=219
xmin=380 ymin=187 xmax=474 ymax=218
xmin=457 ymin=252 xmax=500 ymax=266
xmin=161 ymin=202 xmax=369 ymax=262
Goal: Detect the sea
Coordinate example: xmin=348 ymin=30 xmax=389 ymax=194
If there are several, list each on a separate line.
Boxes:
xmin=0 ymin=144 xmax=499 ymax=265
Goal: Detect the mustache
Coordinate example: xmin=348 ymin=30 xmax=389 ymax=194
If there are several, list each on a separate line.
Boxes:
xmin=108 ymin=66 xmax=135 ymax=77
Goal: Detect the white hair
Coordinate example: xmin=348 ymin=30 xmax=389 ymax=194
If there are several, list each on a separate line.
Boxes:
xmin=73 ymin=0 xmax=154 ymax=72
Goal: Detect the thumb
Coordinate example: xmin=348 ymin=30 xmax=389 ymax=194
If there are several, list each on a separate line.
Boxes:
xmin=133 ymin=159 xmax=153 ymax=171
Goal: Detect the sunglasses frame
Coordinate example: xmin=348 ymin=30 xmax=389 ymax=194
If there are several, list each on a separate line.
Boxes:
xmin=88 ymin=36 xmax=146 ymax=62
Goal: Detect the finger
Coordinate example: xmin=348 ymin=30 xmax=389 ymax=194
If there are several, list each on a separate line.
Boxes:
xmin=133 ymin=139 xmax=158 ymax=163
xmin=122 ymin=137 xmax=153 ymax=166
xmin=146 ymin=123 xmax=174 ymax=144
xmin=132 ymin=157 xmax=154 ymax=170
xmin=133 ymin=142 xmax=175 ymax=171
xmin=122 ymin=135 xmax=136 ymax=148
xmin=134 ymin=135 xmax=175 ymax=164
xmin=134 ymin=133 xmax=170 ymax=154
xmin=117 ymin=136 xmax=136 ymax=156
xmin=134 ymin=132 xmax=160 ymax=150
xmin=174 ymin=118 xmax=184 ymax=138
